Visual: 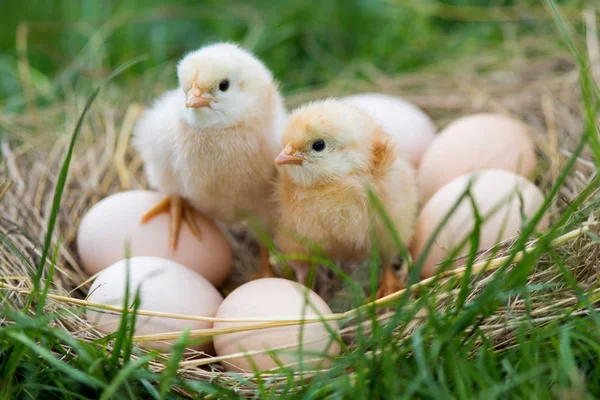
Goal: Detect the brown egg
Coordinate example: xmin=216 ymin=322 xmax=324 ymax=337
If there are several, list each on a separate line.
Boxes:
xmin=418 ymin=113 xmax=537 ymax=203
xmin=86 ymin=256 xmax=223 ymax=352
xmin=77 ymin=190 xmax=232 ymax=286
xmin=343 ymin=93 xmax=436 ymax=166
xmin=410 ymin=169 xmax=549 ymax=278
xmin=213 ymin=278 xmax=340 ymax=372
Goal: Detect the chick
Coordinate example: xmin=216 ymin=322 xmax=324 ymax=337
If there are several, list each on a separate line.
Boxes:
xmin=274 ymin=99 xmax=418 ymax=299
xmin=133 ymin=43 xmax=286 ymax=278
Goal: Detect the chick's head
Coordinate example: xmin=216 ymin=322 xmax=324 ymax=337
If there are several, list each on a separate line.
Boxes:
xmin=276 ymin=100 xmax=381 ymax=186
xmin=177 ymin=42 xmax=276 ymax=128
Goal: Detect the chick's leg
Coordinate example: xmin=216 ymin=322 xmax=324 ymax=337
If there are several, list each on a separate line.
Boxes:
xmin=274 ymin=234 xmax=313 ymax=286
xmin=291 ymin=261 xmax=311 ymax=286
xmin=140 ymin=194 xmax=202 ymax=251
xmin=253 ymin=245 xmax=276 ymax=279
xmin=375 ymin=263 xmax=405 ymax=300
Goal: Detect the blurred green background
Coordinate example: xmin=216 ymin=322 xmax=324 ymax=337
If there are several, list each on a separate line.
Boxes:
xmin=0 ymin=0 xmax=585 ymax=112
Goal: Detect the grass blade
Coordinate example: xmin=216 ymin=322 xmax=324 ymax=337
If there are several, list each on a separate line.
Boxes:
xmin=6 ymin=331 xmax=106 ymax=390
xmin=158 ymin=328 xmax=190 ymax=399
xmin=99 ymin=354 xmax=154 ymax=400
xmin=111 ymin=254 xmax=132 ymax=368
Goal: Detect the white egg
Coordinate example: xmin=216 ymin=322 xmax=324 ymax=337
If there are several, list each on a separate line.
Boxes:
xmin=213 ymin=278 xmax=341 ymax=372
xmin=77 ymin=190 xmax=232 ymax=286
xmin=410 ymin=169 xmax=549 ymax=278
xmin=86 ymin=256 xmax=223 ymax=352
xmin=343 ymin=93 xmax=436 ymax=166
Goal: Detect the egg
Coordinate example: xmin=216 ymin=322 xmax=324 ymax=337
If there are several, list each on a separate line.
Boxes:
xmin=418 ymin=113 xmax=537 ymax=203
xmin=213 ymin=278 xmax=341 ymax=372
xmin=77 ymin=190 xmax=232 ymax=286
xmin=410 ymin=169 xmax=549 ymax=278
xmin=86 ymin=256 xmax=223 ymax=352
xmin=342 ymin=93 xmax=436 ymax=166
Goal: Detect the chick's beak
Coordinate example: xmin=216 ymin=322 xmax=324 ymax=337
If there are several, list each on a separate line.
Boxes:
xmin=186 ymin=80 xmax=211 ymax=108
xmin=275 ymin=144 xmax=304 ymax=166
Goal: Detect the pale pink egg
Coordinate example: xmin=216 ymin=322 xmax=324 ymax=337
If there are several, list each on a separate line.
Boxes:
xmin=410 ymin=169 xmax=548 ymax=278
xmin=343 ymin=93 xmax=436 ymax=166
xmin=86 ymin=256 xmax=223 ymax=352
xmin=213 ymin=278 xmax=340 ymax=372
xmin=418 ymin=113 xmax=537 ymax=203
xmin=77 ymin=190 xmax=232 ymax=286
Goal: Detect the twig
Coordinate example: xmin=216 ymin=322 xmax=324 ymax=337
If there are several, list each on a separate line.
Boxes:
xmin=1 ymin=142 xmax=25 ymax=196
xmin=0 ymin=180 xmax=12 ymax=203
xmin=114 ymin=103 xmax=143 ymax=189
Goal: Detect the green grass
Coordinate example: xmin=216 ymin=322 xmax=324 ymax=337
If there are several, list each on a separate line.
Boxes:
xmin=2 ymin=0 xmax=600 ymax=399
xmin=0 ymin=0 xmax=585 ymax=111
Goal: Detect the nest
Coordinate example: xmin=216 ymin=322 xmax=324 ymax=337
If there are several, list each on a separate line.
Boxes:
xmin=2 ymin=36 xmax=600 ymax=396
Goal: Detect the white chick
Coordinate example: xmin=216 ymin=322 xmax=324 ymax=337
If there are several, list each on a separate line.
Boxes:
xmin=274 ymin=99 xmax=418 ymax=298
xmin=133 ymin=42 xmax=286 ymax=278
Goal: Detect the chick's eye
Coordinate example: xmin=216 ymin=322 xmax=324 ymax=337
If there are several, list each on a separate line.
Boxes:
xmin=218 ymin=79 xmax=230 ymax=92
xmin=312 ymin=139 xmax=326 ymax=152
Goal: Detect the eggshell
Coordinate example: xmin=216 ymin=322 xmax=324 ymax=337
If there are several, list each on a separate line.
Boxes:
xmin=77 ymin=190 xmax=232 ymax=285
xmin=418 ymin=113 xmax=537 ymax=203
xmin=410 ymin=169 xmax=549 ymax=278
xmin=213 ymin=278 xmax=340 ymax=372
xmin=86 ymin=256 xmax=223 ymax=352
xmin=342 ymin=93 xmax=436 ymax=166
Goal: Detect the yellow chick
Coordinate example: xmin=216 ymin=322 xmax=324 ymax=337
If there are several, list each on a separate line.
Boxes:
xmin=133 ymin=43 xmax=286 ymax=278
xmin=274 ymin=99 xmax=418 ymax=298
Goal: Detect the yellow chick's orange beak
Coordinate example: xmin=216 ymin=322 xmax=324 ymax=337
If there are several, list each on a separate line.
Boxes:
xmin=275 ymin=144 xmax=304 ymax=166
xmin=186 ymin=80 xmax=211 ymax=108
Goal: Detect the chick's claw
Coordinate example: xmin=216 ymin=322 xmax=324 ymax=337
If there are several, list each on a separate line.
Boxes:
xmin=183 ymin=205 xmax=202 ymax=238
xmin=140 ymin=196 xmax=171 ymax=223
xmin=140 ymin=194 xmax=202 ymax=251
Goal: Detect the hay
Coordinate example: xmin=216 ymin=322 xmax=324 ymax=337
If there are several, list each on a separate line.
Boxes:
xmin=2 ymin=30 xmax=600 ymax=395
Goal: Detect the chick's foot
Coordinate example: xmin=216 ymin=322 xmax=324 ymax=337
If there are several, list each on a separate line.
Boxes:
xmin=140 ymin=194 xmax=202 ymax=251
xmin=252 ymin=245 xmax=276 ymax=280
xmin=375 ymin=264 xmax=405 ymax=300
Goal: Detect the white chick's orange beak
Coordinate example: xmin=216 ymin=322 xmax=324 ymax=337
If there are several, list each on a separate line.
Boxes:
xmin=186 ymin=80 xmax=211 ymax=108
xmin=275 ymin=144 xmax=304 ymax=166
